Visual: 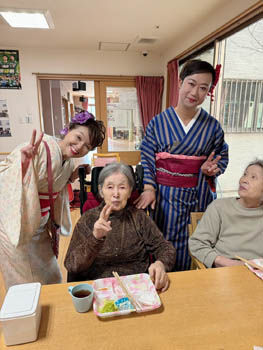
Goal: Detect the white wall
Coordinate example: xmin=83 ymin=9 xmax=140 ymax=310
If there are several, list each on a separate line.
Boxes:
xmin=0 ymin=48 xmax=162 ymax=155
xmin=218 ymin=133 xmax=263 ymax=197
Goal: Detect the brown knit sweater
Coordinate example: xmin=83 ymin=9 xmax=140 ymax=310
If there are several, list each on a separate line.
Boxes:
xmin=64 ymin=203 xmax=176 ymax=281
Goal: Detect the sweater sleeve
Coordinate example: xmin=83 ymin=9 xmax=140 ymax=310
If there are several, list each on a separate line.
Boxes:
xmin=188 ymin=201 xmax=222 ymax=268
xmin=134 ymin=209 xmax=176 ymax=271
xmin=64 ymin=210 xmax=105 ymax=274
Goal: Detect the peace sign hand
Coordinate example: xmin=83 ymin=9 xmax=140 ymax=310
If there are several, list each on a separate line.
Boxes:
xmin=201 ymin=151 xmax=221 ymax=177
xmin=93 ymin=204 xmax=113 ymax=240
xmin=21 ymin=130 xmax=44 ymax=179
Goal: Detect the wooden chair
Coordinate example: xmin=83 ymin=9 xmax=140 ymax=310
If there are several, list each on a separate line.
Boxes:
xmin=0 ymin=269 xmax=6 ymax=306
xmin=188 ymin=212 xmax=206 ymax=270
xmin=91 ymin=153 xmax=120 ymax=167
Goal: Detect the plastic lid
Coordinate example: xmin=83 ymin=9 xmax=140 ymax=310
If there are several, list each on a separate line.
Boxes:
xmin=0 ymin=282 xmax=41 ymax=320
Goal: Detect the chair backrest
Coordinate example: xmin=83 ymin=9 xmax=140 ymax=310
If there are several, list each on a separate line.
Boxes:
xmin=92 ymin=153 xmax=120 ymax=167
xmin=189 ymin=212 xmax=204 ymax=234
xmin=188 ymin=212 xmax=206 ymax=269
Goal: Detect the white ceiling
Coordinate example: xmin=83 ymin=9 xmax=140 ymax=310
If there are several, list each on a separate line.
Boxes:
xmin=0 ymin=0 xmax=240 ymax=54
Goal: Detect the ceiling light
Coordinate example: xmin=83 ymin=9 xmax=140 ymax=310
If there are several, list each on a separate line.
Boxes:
xmin=0 ymin=8 xmax=54 ymax=29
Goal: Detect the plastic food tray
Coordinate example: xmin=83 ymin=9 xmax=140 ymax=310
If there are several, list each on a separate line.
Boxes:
xmin=92 ymin=273 xmax=161 ymax=318
xmin=245 ymin=258 xmax=263 ymax=280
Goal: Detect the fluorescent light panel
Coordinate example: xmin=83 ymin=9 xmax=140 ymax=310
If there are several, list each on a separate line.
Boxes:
xmin=0 ymin=8 xmax=54 ymax=29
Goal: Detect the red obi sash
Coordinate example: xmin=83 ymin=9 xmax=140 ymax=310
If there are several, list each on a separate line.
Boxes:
xmin=39 ymin=192 xmax=59 ymax=216
xmin=155 ymin=153 xmax=206 ymax=188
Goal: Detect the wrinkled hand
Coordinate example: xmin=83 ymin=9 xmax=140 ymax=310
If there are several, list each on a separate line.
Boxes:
xmin=201 ymin=151 xmax=221 ymax=177
xmin=134 ymin=189 xmax=156 ymax=210
xmin=70 ymin=164 xmax=91 ymax=182
xmin=93 ymin=204 xmax=113 ymax=240
xmin=148 ymin=261 xmax=169 ymax=292
xmin=21 ymin=129 xmax=43 ymax=178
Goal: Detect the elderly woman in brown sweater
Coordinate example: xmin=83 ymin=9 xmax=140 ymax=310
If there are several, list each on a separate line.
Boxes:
xmin=64 ymin=163 xmax=176 ymax=292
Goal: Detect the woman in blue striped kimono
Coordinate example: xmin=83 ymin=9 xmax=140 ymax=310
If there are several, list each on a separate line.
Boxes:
xmin=135 ymin=60 xmax=229 ymax=271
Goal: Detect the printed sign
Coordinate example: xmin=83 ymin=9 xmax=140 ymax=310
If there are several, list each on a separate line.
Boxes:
xmin=0 ymin=50 xmax=21 ymax=89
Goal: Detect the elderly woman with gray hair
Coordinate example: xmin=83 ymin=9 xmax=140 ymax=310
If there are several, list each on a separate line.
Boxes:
xmin=189 ymin=159 xmax=263 ymax=268
xmin=64 ymin=163 xmax=176 ymax=292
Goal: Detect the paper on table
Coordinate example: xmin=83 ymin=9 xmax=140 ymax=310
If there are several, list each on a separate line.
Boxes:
xmin=245 ymin=258 xmax=263 ymax=280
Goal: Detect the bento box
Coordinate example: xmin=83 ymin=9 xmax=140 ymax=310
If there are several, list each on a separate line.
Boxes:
xmin=245 ymin=258 xmax=263 ymax=280
xmin=0 ymin=282 xmax=42 ymax=346
xmin=92 ymin=273 xmax=161 ymax=318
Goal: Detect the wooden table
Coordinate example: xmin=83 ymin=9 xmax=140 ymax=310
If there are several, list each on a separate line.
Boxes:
xmin=1 ymin=266 xmax=263 ymax=350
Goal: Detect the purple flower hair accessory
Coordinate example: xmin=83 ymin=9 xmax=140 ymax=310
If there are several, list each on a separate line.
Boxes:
xmin=71 ymin=111 xmax=94 ymax=124
xmin=59 ymin=111 xmax=94 ymax=135
xmin=60 ymin=126 xmax=69 ymax=135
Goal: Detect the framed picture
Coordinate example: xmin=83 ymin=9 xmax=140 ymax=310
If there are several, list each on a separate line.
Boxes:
xmin=0 ymin=49 xmax=21 ymax=89
xmin=0 ymin=100 xmax=12 ymax=137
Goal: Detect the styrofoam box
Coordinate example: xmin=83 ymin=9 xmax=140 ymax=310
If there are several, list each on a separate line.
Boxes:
xmin=0 ymin=282 xmax=42 ymax=346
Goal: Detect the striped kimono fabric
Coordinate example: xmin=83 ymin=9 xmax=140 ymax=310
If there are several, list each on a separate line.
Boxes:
xmin=141 ymin=107 xmax=229 ymax=271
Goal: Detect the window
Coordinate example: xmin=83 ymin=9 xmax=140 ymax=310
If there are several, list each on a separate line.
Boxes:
xmin=87 ymin=97 xmax=96 ymax=116
xmin=221 ymin=79 xmax=263 ymax=132
xmin=106 ymin=87 xmax=142 ymax=152
xmin=179 ymin=17 xmax=263 ymax=134
xmin=99 ymin=80 xmax=142 ymax=164
xmin=220 ymin=20 xmax=263 ymax=132
xmin=175 ymin=7 xmax=263 ymax=198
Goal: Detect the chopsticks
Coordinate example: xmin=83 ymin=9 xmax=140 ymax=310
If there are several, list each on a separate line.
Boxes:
xmin=112 ymin=271 xmax=142 ymax=312
xmin=235 ymin=255 xmax=263 ymax=272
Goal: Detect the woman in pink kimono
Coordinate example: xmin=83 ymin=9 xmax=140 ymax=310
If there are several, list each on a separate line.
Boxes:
xmin=0 ymin=111 xmax=105 ymax=289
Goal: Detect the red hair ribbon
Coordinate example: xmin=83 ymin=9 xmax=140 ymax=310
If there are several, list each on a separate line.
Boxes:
xmin=208 ymin=64 xmax=221 ymax=102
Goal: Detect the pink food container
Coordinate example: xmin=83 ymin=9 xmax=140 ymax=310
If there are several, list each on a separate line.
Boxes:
xmin=93 ymin=273 xmax=161 ymax=318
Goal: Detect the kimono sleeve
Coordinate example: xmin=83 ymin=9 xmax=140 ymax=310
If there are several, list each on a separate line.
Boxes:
xmin=214 ymin=121 xmax=229 ymax=176
xmin=0 ymin=144 xmax=41 ymax=247
xmin=140 ymin=118 xmax=158 ymax=189
xmin=54 ymin=186 xmax=72 ymax=236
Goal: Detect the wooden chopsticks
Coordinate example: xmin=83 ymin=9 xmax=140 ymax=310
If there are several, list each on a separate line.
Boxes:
xmin=235 ymin=255 xmax=263 ymax=272
xmin=112 ymin=271 xmax=142 ymax=312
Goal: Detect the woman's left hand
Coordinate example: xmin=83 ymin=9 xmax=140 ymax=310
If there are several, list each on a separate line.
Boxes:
xmin=70 ymin=164 xmax=91 ymax=183
xmin=201 ymin=151 xmax=221 ymax=176
xmin=148 ymin=261 xmax=170 ymax=292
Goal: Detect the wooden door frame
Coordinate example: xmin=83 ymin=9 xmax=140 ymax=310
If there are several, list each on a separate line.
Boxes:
xmin=36 ymin=74 xmax=140 ymax=164
xmin=62 ymin=97 xmax=70 ymax=125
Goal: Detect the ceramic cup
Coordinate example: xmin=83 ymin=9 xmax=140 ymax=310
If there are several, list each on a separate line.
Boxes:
xmin=68 ymin=283 xmax=94 ymax=313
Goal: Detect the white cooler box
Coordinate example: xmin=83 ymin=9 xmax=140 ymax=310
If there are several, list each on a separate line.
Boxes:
xmin=0 ymin=282 xmax=42 ymax=346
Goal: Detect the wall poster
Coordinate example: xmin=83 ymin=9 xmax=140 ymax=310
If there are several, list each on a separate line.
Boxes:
xmin=0 ymin=49 xmax=21 ymax=89
xmin=0 ymin=100 xmax=12 ymax=137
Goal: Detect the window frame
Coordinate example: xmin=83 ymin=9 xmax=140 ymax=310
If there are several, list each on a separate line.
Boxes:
xmin=166 ymin=1 xmax=263 ymax=110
